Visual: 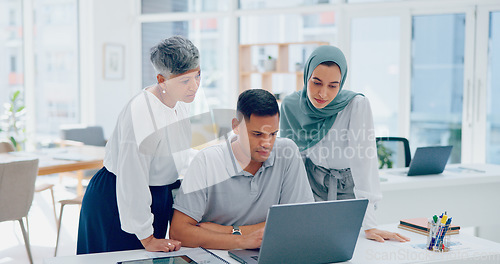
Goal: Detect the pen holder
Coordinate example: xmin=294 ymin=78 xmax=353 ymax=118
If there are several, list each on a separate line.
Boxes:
xmin=426 ymin=220 xmax=450 ymax=252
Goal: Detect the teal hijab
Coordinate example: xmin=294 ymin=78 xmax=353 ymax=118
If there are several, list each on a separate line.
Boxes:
xmin=280 ymin=45 xmax=362 ymax=151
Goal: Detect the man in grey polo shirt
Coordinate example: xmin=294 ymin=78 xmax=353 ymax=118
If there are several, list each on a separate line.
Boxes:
xmin=170 ymin=89 xmax=314 ymax=250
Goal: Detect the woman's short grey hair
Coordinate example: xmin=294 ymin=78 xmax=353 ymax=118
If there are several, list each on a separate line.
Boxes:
xmin=150 ymin=35 xmax=200 ymax=79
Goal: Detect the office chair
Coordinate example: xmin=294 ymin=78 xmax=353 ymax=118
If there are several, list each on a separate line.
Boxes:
xmin=0 ymin=141 xmax=57 ymax=227
xmin=0 ymin=141 xmax=16 ymax=152
xmin=0 ymin=159 xmax=39 ymax=264
xmin=58 ymin=125 xmax=106 ymax=185
xmin=59 ymin=125 xmax=106 ymax=147
xmin=54 ymin=195 xmax=83 ymax=256
xmin=376 ymin=137 xmax=411 ymax=169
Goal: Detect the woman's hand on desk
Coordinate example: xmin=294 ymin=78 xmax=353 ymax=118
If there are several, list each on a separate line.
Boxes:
xmin=140 ymin=235 xmax=181 ymax=252
xmin=365 ymin=228 xmax=410 ymax=243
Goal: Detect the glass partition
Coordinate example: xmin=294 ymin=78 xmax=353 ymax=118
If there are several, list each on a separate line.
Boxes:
xmin=351 ymin=16 xmax=400 ymax=137
xmin=486 ymin=11 xmax=500 ymax=164
xmin=410 ymin=14 xmax=466 ymax=163
xmin=33 ymin=0 xmax=80 ymax=137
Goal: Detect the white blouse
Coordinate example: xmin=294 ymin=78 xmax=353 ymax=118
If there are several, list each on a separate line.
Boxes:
xmin=302 ymin=95 xmax=382 ymax=229
xmin=103 ymin=89 xmax=195 ymax=240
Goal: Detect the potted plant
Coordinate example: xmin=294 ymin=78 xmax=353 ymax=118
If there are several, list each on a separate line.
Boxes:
xmin=1 ymin=90 xmax=26 ymax=151
xmin=264 ymin=55 xmax=276 ymax=72
xmin=377 ymin=141 xmax=394 ymax=169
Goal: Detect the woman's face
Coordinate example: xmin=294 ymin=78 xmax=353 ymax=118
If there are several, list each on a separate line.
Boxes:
xmin=159 ymin=66 xmax=201 ymax=103
xmin=306 ymin=64 xmax=341 ymax=109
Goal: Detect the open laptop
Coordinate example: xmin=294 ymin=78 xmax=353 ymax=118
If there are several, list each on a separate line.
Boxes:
xmin=228 ymin=199 xmax=368 ymax=264
xmin=406 ymin=146 xmax=453 ymax=176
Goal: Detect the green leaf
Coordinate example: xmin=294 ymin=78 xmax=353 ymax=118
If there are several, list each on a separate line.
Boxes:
xmin=9 ymin=136 xmax=17 ymax=148
xmin=12 ymin=90 xmax=20 ymax=101
xmin=16 ymin=106 xmax=25 ymax=112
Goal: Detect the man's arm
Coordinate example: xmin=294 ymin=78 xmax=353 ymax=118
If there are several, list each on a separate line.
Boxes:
xmin=169 ymin=210 xmax=264 ymax=250
xmin=197 ymin=221 xmax=265 ymax=236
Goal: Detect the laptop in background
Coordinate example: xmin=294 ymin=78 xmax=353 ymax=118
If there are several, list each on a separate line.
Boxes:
xmin=407 ymin=146 xmax=453 ymax=176
xmin=229 ymin=199 xmax=368 ymax=264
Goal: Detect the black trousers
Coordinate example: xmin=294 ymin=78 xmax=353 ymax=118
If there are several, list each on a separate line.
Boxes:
xmin=76 ymin=167 xmax=174 ymax=254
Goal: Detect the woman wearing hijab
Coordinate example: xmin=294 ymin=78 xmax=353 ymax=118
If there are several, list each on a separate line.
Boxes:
xmin=77 ymin=36 xmax=200 ymax=254
xmin=280 ymin=45 xmax=409 ymax=242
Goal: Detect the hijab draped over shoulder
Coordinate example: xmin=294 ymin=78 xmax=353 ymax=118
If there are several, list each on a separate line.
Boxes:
xmin=280 ymin=45 xmax=362 ymax=151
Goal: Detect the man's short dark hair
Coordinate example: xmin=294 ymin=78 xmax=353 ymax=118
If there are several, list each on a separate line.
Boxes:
xmin=237 ymin=89 xmax=279 ymax=121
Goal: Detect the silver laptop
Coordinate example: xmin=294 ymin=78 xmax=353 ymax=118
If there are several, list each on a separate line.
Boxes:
xmin=407 ymin=146 xmax=453 ymax=176
xmin=229 ymin=199 xmax=368 ymax=264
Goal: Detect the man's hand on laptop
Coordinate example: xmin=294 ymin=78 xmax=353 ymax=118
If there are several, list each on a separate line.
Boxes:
xmin=198 ymin=222 xmax=265 ymax=249
xmin=237 ymin=227 xmax=265 ymax=249
xmin=365 ymin=228 xmax=411 ymax=243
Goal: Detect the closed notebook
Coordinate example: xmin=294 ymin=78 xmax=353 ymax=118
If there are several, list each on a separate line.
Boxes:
xmin=398 ymin=217 xmax=460 ymax=235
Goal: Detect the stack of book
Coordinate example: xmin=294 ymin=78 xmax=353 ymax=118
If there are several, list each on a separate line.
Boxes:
xmin=398 ymin=217 xmax=460 ymax=235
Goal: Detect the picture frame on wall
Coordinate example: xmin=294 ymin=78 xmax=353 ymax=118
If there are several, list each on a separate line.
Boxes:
xmin=103 ymin=43 xmax=124 ymax=80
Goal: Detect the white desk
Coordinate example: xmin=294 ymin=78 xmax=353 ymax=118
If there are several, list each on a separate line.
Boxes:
xmin=0 ymin=146 xmax=105 ymax=195
xmin=377 ymin=164 xmax=500 ymax=243
xmin=43 ymin=224 xmax=500 ymax=264
xmin=349 ymin=224 xmax=500 ymax=264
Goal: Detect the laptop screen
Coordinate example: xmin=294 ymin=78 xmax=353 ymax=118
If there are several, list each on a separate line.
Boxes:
xmin=407 ymin=146 xmax=452 ymax=176
xmin=230 ymin=199 xmax=368 ymax=264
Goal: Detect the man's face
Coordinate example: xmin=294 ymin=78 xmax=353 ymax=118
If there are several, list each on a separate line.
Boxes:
xmin=235 ymin=114 xmax=279 ymax=164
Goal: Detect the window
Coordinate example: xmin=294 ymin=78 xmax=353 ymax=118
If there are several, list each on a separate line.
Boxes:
xmin=10 ymin=56 xmax=17 ymax=72
xmin=348 ymin=0 xmax=399 ymax=2
xmin=487 ymin=11 xmax=500 ymax=164
xmin=410 ymin=14 xmax=465 ymax=163
xmin=9 ymin=8 xmax=16 ymax=25
xmin=33 ymin=0 xmax=80 ymax=137
xmin=141 ymin=0 xmax=229 ymax=14
xmin=350 ymin=16 xmax=400 ymax=136
xmin=141 ymin=18 xmax=230 ymax=112
xmin=239 ymin=0 xmax=334 ymax=10
xmin=0 ymin=0 xmax=24 ymax=119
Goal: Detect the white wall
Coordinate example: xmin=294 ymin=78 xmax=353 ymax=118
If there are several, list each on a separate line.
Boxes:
xmin=80 ymin=0 xmax=139 ymax=138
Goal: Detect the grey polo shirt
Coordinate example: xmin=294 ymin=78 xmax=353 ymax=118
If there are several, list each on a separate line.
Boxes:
xmin=173 ymin=136 xmax=314 ymax=226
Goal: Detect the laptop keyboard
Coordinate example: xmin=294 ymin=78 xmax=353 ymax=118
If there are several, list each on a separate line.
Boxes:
xmin=251 ymin=256 xmax=259 ymax=261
